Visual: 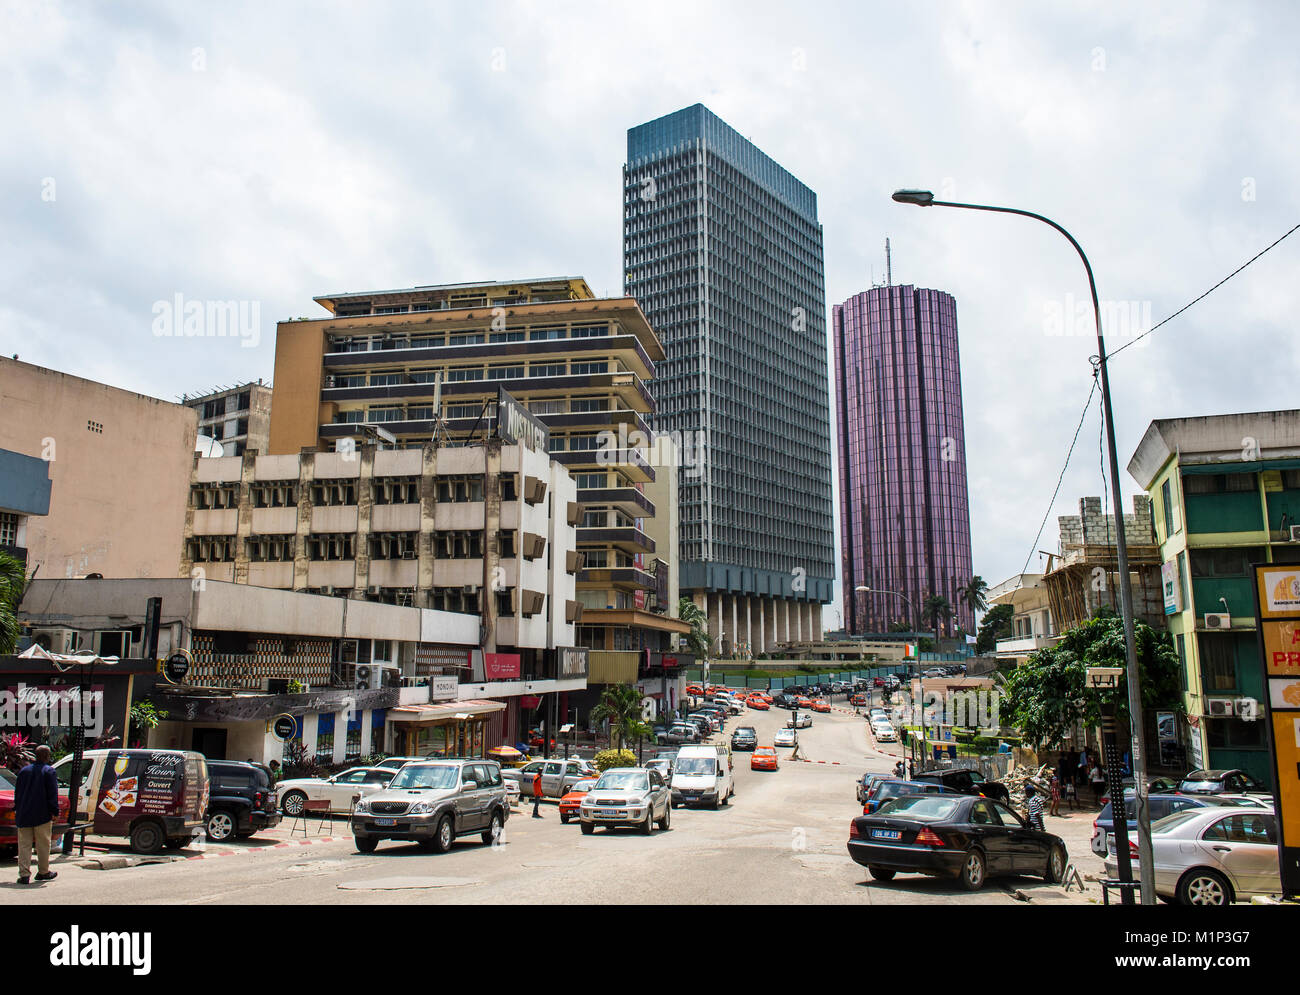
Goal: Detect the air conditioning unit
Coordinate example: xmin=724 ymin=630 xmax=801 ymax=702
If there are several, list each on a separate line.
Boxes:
xmin=1204 ymin=612 xmax=1231 ymax=629
xmin=324 ymin=375 xmax=336 ymax=388
xmin=1207 ymin=698 xmax=1235 ymax=717
xmin=1290 ymin=524 xmax=1300 ymax=542
xmin=462 ymin=584 xmax=480 ymax=595
xmin=319 ymin=585 xmax=335 ymax=596
xmin=32 ymin=628 xmax=81 ymax=654
xmin=367 ymin=585 xmax=382 ymax=596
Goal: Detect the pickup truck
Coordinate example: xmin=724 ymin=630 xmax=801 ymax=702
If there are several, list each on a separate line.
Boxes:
xmin=501 ymin=758 xmax=599 ymax=799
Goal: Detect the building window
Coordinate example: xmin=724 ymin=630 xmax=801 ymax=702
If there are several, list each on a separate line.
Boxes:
xmin=489 ymin=330 xmax=525 ymax=343
xmin=435 ymin=531 xmax=483 ymax=559
xmin=0 ymin=513 xmax=19 ymax=546
xmin=447 ymin=367 xmax=485 ymax=382
xmin=486 ymin=365 xmax=525 ymax=380
xmin=372 ymin=478 xmax=419 ymax=505
xmin=246 ymin=536 xmax=294 ymax=562
xmin=1175 ymin=633 xmax=1187 ymax=691
xmin=529 ymin=326 xmax=565 ymax=340
xmin=530 ymin=363 xmax=566 ymax=378
xmin=187 ymin=537 xmax=237 ymax=562
xmin=1177 ymin=551 xmax=1190 ymax=609
xmin=311 ymin=479 xmax=356 ymax=506
xmin=500 ymin=475 xmax=517 ymax=501
xmin=307 ymin=534 xmax=355 ymax=561
xmin=436 ymin=477 xmax=483 ymax=503
xmin=251 ymin=483 xmax=298 ymax=508
xmin=1199 ymin=635 xmax=1237 ymax=692
xmin=368 ymin=532 xmax=418 ymax=559
xmin=449 ymin=332 xmax=485 ymax=346
xmin=571 ymin=361 xmax=609 ymax=375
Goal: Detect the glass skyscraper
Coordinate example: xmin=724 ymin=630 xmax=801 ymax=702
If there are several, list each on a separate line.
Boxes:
xmin=833 ymin=285 xmax=974 ymax=638
xmin=624 ymin=104 xmax=835 ymax=653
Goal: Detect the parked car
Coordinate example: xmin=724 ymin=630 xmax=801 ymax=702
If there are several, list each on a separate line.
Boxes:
xmin=909 ymin=767 xmax=1010 ymax=804
xmin=856 ymin=771 xmax=895 ymax=805
xmin=559 ymin=777 xmax=599 ymax=824
xmin=787 ymin=712 xmax=813 ymax=729
xmin=862 ymin=779 xmax=949 ymax=814
xmin=751 ymin=747 xmax=779 ymax=772
xmin=683 ymin=715 xmax=714 ymax=737
xmin=277 ymin=766 xmax=394 ymax=816
xmin=1103 ymin=807 xmax=1281 ymax=905
xmin=373 ymin=756 xmax=427 ymax=773
xmin=748 ymin=697 xmax=771 ymax=711
xmin=871 ymin=723 xmax=897 ymax=743
xmin=501 ymin=758 xmax=598 ymax=798
xmin=204 ymin=760 xmax=280 ymax=842
xmin=1176 ymin=769 xmax=1271 ymax=796
xmin=52 ymin=749 xmax=207 ymax=854
xmin=579 ymin=767 xmax=671 ymax=834
xmin=812 ymin=700 xmax=832 ymax=714
xmin=774 ymin=727 xmax=797 ymax=748
xmin=671 ymin=745 xmax=734 ymax=809
xmin=658 ymin=723 xmax=701 ymax=745
xmin=850 ymin=693 xmax=870 ymax=707
xmin=644 ymin=757 xmax=674 ymax=782
xmin=849 ymin=794 xmax=1069 ymax=890
xmin=351 ymin=759 xmax=508 ymax=853
xmin=0 ymin=766 xmax=72 ymax=858
xmin=1091 ymin=793 xmax=1240 ymax=856
xmin=731 ymin=727 xmax=758 ymax=752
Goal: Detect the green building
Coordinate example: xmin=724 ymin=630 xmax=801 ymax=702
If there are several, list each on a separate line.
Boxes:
xmin=1129 ymin=410 xmax=1300 ymax=783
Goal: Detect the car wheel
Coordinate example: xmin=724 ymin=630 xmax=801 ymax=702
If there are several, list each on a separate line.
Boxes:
xmin=129 ymin=820 xmax=165 ymax=855
xmin=354 ymin=837 xmax=378 ymax=853
xmin=869 ymin=866 xmax=896 ymax=881
xmin=205 ymin=810 xmax=236 ymax=842
xmin=641 ymin=808 xmax=653 ymax=835
xmin=958 ymin=848 xmax=986 ymax=891
xmin=481 ymin=810 xmax=503 ymax=846
xmin=580 ymin=821 xmax=594 ymax=835
xmin=281 ymin=791 xmax=307 ymax=816
xmin=560 ymin=811 xmax=570 ymax=824
xmin=1044 ymin=843 xmax=1066 ymax=883
xmin=433 ymin=814 xmax=455 ymax=854
xmin=670 ymin=798 xmax=678 ymax=809
xmin=1178 ymin=868 xmax=1232 ymax=906
xmin=658 ymin=803 xmax=671 ymax=830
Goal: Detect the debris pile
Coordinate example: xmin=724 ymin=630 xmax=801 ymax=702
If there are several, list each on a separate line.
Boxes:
xmin=998 ymin=763 xmax=1054 ymax=810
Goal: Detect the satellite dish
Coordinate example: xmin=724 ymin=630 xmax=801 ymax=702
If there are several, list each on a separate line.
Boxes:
xmin=195 ymin=435 xmax=225 ymax=457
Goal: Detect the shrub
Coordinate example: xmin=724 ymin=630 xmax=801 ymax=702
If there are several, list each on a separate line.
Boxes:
xmin=593 ymin=748 xmax=636 ymax=772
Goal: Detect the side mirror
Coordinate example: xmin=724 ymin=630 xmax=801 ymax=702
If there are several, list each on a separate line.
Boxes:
xmin=461 ymin=780 xmax=476 ymax=791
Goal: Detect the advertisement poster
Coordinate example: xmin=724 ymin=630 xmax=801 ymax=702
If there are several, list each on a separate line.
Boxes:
xmin=1259 ymin=568 xmax=1300 ymax=617
xmin=1263 ymin=619 xmax=1300 ymax=676
xmin=1161 ymin=561 xmax=1180 ymax=615
xmin=93 ymin=751 xmax=201 ymax=834
xmin=484 ymin=653 xmax=521 ymax=680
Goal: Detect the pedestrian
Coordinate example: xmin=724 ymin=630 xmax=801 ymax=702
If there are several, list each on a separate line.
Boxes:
xmin=531 ymin=769 xmax=544 ymax=818
xmin=894 ymin=760 xmax=905 ymax=779
xmin=1025 ymin=784 xmax=1045 ymax=831
xmin=1089 ymin=761 xmax=1106 ymax=804
xmin=15 ymin=745 xmax=60 ymax=885
xmin=268 ymin=759 xmax=281 ymax=783
xmin=1049 ymin=771 xmax=1062 ymax=817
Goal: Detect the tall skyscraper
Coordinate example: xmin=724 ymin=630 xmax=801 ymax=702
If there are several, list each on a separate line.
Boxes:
xmin=833 ymin=284 xmax=974 ymax=638
xmin=624 ymin=104 xmax=835 ymax=653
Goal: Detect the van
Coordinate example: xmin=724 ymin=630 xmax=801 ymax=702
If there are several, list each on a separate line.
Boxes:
xmin=53 ymin=749 xmax=208 ymax=854
xmin=670 ymin=744 xmax=734 ymax=810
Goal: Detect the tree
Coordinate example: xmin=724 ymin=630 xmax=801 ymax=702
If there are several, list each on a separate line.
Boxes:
xmin=590 ymin=684 xmax=646 ymax=751
xmin=1002 ymin=610 xmax=1184 ymax=748
xmin=975 ymin=603 xmax=1015 ymax=654
xmin=922 ymin=594 xmax=952 ymax=636
xmin=677 ymin=596 xmax=712 ymax=658
xmin=959 ymin=575 xmax=989 ymax=616
xmin=887 ymin=620 xmax=912 ymax=634
xmin=0 ymin=551 xmax=29 ymax=656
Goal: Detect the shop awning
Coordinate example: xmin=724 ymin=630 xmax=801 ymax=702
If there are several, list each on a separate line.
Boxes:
xmin=387 ymin=699 xmax=506 ymax=725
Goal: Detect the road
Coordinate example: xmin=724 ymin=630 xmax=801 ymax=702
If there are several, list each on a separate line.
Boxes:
xmin=3 ymin=702 xmax=1102 ymax=905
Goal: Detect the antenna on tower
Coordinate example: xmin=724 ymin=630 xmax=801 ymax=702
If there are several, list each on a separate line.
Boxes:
xmin=885 ymin=238 xmax=892 ymax=286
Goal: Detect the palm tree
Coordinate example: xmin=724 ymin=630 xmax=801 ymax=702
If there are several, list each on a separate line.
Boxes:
xmin=959 ymin=575 xmax=989 ymax=616
xmin=922 ymin=594 xmax=952 ymax=637
xmin=590 ymin=684 xmax=645 ymax=751
xmin=0 ymin=551 xmax=29 ymax=656
xmin=677 ymin=596 xmax=712 ymax=659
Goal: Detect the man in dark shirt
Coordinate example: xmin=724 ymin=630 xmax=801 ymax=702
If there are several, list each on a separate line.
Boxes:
xmin=15 ymin=745 xmax=60 ymax=885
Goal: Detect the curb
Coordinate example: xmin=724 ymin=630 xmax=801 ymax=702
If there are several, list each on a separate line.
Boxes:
xmin=186 ymin=836 xmax=344 ymax=859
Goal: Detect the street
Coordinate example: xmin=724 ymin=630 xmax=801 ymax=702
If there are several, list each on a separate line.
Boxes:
xmin=4 ymin=703 xmax=1105 ymax=906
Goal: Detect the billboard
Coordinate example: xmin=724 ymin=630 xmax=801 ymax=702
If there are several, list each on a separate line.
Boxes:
xmin=495 ymin=386 xmax=549 ymax=453
xmin=1161 ymin=560 xmax=1181 ymax=614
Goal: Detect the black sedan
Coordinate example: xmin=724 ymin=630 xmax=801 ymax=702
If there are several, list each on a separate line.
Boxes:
xmin=730 ymin=726 xmax=758 ymax=751
xmin=847 ymin=794 xmax=1068 ymax=891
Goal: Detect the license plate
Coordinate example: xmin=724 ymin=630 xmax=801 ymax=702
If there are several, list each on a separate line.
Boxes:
xmin=596 ymin=809 xmax=620 ymax=818
xmin=374 ymin=818 xmax=396 ymax=826
xmin=871 ymin=829 xmax=902 ymax=840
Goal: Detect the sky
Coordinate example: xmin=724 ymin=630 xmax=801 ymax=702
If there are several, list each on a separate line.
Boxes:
xmin=4 ymin=0 xmax=1298 ymax=627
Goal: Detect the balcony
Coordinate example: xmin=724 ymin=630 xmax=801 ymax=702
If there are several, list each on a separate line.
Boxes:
xmin=577 ymin=567 xmax=656 ymax=591
xmin=576 ymin=526 xmax=655 ymax=554
xmin=578 ymin=486 xmax=655 ymax=518
xmin=552 ymin=448 xmax=655 ymax=483
xmin=994 ymin=635 xmax=1058 ymax=657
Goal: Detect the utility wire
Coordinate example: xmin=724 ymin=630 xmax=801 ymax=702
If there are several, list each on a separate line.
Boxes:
xmin=1020 ymin=375 xmax=1099 ymax=577
xmin=1109 ymin=220 xmax=1300 ymax=360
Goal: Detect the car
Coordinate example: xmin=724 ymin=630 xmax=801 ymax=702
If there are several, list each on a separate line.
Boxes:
xmin=350 ymin=759 xmax=509 ymax=853
xmin=204 ymin=760 xmax=281 ymax=842
xmin=671 ymin=745 xmax=734 ymax=808
xmin=856 ymin=771 xmax=895 ymax=805
xmin=773 ymin=727 xmax=797 ymax=748
xmin=751 ymin=747 xmax=779 ymax=772
xmin=501 ymin=758 xmax=599 ymax=798
xmin=748 ymin=697 xmax=771 ymax=711
xmin=644 ymin=757 xmax=675 ymax=782
xmin=559 ymin=777 xmax=599 ymax=824
xmin=685 ymin=684 xmax=703 ymax=696
xmin=786 ymin=713 xmax=813 ymax=729
xmin=1102 ymin=807 xmax=1282 ymax=905
xmin=1218 ymin=794 xmax=1275 ymax=809
xmin=849 ymin=794 xmax=1069 ymax=890
xmin=579 ymin=767 xmax=672 ymax=834
xmin=658 ymin=723 xmax=701 ymax=745
xmin=1090 ymin=793 xmax=1241 ymax=856
xmin=373 ymin=756 xmax=428 ymax=773
xmin=731 ymin=727 xmax=758 ymax=751
xmin=873 ymin=677 xmax=886 ymax=688
xmin=277 ymin=766 xmax=395 ymax=816
xmin=909 ymin=767 xmax=1010 ymax=804
xmin=812 ymin=699 xmax=832 ymax=714
xmin=862 ymin=778 xmax=949 ymax=814
xmin=1176 ymin=769 xmax=1271 ymax=796
xmin=850 ymin=694 xmax=870 ymax=707
xmin=0 ymin=766 xmax=72 ymax=859
xmin=871 ymin=723 xmax=897 ymax=743
xmin=868 ymin=707 xmax=888 ymax=720
xmin=794 ymin=696 xmax=813 ymax=709
xmin=683 ymin=715 xmax=714 ymax=737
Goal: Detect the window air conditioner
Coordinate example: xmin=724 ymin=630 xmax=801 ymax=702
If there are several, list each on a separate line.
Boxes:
xmin=33 ymin=628 xmax=81 ymax=654
xmin=1206 ymin=698 xmax=1235 ymax=717
xmin=1204 ymin=612 xmax=1231 ymax=629
xmin=367 ymin=585 xmax=382 ymax=596
xmin=319 ymin=585 xmax=335 ymax=596
xmin=1290 ymin=524 xmax=1300 ymax=542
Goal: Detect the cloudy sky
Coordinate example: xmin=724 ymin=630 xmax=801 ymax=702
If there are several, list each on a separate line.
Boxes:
xmin=5 ymin=1 xmax=1297 ymax=622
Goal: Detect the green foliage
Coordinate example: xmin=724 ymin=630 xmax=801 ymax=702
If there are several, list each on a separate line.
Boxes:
xmin=959 ymin=576 xmax=989 ymax=615
xmin=286 ymin=679 xmax=306 ymax=694
xmin=975 ymin=603 xmax=1015 ymax=654
xmin=922 ymin=594 xmax=952 ymax=634
xmin=0 ymin=551 xmax=29 ymax=656
xmin=130 ymin=700 xmax=168 ymax=731
xmin=590 ymin=684 xmax=645 ymax=750
xmin=593 ymin=748 xmax=637 ymax=772
xmin=887 ymin=620 xmax=912 ymax=633
xmin=1002 ymin=611 xmax=1184 ymax=748
xmin=677 ymin=597 xmax=712 ymax=658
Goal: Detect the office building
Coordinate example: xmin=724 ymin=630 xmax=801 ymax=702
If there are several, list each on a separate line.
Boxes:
xmin=623 ymin=104 xmax=835 ymax=654
xmin=182 ymin=381 xmax=273 ymax=456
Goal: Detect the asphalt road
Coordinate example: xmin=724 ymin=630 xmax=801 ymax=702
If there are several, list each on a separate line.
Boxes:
xmin=3 ymin=703 xmax=1101 ymax=905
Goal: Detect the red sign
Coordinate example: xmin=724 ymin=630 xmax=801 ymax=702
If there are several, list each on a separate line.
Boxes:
xmin=519 ymin=695 xmax=542 ymax=708
xmin=485 ymin=653 xmax=521 ymax=679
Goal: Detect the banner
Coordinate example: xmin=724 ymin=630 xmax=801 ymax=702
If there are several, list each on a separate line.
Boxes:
xmin=484 ymin=653 xmax=521 ymax=680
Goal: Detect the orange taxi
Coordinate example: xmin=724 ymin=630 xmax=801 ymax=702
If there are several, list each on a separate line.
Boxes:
xmin=751 ymin=747 xmax=779 ymax=771
xmin=558 ymin=777 xmax=599 ymax=824
xmin=795 ymin=696 xmax=814 ymax=708
xmin=748 ymin=696 xmax=770 ymax=711
xmin=811 ymin=699 xmax=831 ymax=713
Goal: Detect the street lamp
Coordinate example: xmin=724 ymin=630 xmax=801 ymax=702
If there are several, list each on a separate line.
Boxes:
xmin=856 ymin=585 xmax=925 ymax=770
xmin=892 ymin=188 xmax=1153 ymax=905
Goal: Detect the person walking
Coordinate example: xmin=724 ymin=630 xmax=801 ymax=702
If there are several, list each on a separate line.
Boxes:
xmin=15 ymin=745 xmax=60 ymax=885
xmin=1048 ymin=771 xmax=1062 ymax=817
xmin=531 ymin=769 xmax=544 ymax=819
xmin=1089 ymin=761 xmax=1106 ymax=805
xmin=1025 ymin=784 xmax=1046 ymax=831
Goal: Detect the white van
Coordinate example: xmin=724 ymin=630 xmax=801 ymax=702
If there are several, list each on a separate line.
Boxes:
xmin=670 ymin=744 xmax=734 ymax=810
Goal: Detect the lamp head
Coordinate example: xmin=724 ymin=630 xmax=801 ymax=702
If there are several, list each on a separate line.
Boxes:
xmin=892 ymin=189 xmax=935 ymax=206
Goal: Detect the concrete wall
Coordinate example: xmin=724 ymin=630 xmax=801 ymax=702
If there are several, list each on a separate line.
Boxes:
xmin=0 ymin=357 xmax=196 ymax=579
xmin=267 ymin=322 xmax=326 ymax=455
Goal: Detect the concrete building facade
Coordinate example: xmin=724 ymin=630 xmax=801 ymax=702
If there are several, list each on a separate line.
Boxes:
xmin=182 ymin=381 xmax=273 ymax=456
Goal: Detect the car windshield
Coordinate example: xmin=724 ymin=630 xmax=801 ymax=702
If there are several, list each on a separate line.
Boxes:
xmin=387 ymin=764 xmax=459 ymax=790
xmin=675 ymin=758 xmax=716 ymax=776
xmin=569 ymin=779 xmax=597 ymax=793
xmin=0 ymin=767 xmax=14 ymax=789
xmin=874 ymin=796 xmax=962 ymax=821
xmin=595 ymin=771 xmax=649 ymax=791
xmin=1151 ymin=809 xmax=1204 ymax=834
xmin=1179 ymin=780 xmax=1221 ymax=792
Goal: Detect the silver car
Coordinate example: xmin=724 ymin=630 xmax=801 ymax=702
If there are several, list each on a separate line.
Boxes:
xmin=579 ymin=767 xmax=671 ymax=835
xmin=501 ymin=758 xmax=599 ymax=798
xmin=1103 ymin=807 xmax=1281 ymax=905
xmin=350 ymin=760 xmax=508 ymax=854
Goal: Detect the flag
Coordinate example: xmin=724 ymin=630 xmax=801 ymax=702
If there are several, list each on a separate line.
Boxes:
xmin=904 ymin=643 xmax=917 ymax=659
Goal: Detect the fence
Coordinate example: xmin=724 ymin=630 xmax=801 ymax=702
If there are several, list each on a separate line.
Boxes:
xmin=680 ymin=666 xmax=919 ymax=689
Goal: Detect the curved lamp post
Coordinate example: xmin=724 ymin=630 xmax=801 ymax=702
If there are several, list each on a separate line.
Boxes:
xmin=891 ymin=189 xmax=1152 ymax=906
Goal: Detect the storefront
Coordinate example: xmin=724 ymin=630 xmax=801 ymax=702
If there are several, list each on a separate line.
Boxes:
xmin=385 ymin=699 xmax=506 ymax=758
